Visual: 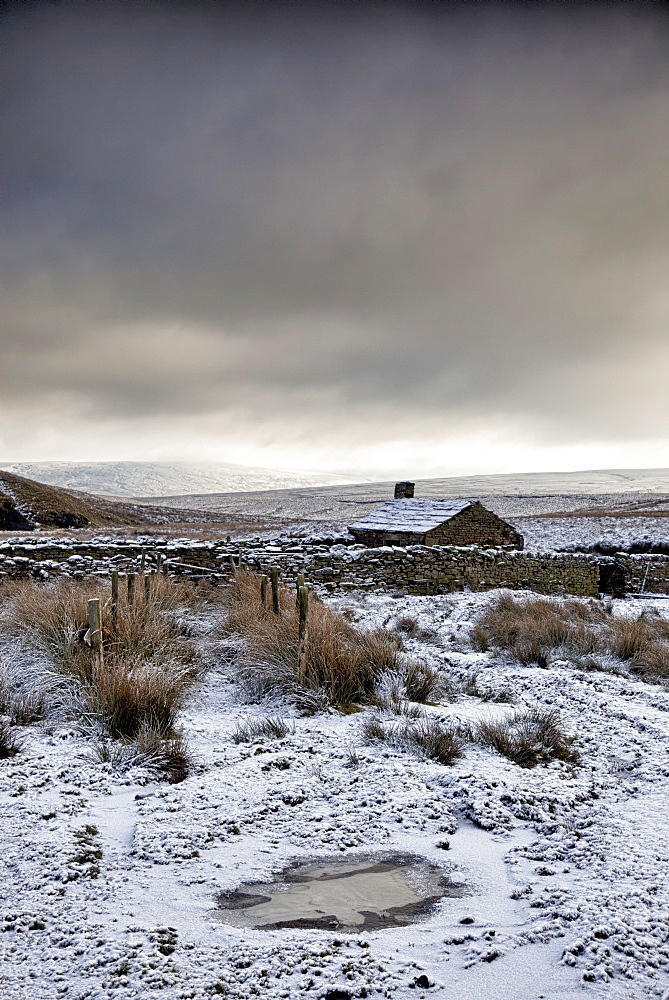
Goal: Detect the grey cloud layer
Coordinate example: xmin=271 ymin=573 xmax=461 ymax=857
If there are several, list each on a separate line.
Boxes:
xmin=3 ymin=0 xmax=669 ymax=444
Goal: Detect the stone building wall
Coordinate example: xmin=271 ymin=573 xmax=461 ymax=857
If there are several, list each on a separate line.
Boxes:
xmin=425 ymin=503 xmax=524 ymax=549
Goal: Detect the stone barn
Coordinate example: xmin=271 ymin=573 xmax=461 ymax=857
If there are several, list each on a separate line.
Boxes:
xmin=349 ymin=490 xmax=523 ymax=549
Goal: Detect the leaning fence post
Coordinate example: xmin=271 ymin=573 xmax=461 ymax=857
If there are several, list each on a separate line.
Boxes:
xmin=297 ymin=585 xmax=309 ymax=684
xmin=270 ymin=567 xmax=281 ymax=615
xmin=127 ymin=572 xmax=137 ymax=605
xmin=260 ymin=574 xmax=268 ymax=606
xmin=111 ymin=570 xmax=119 ymax=622
xmin=87 ymin=598 xmax=103 ymax=670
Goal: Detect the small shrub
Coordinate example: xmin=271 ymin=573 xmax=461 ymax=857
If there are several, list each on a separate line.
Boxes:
xmin=395 ymin=615 xmax=420 ymax=636
xmin=470 ymin=625 xmax=489 ymax=652
xmin=361 ymin=713 xmax=465 ymax=765
xmin=475 ymin=708 xmax=577 ymax=768
xmin=373 ymin=671 xmax=426 ymax=717
xmin=232 ymin=716 xmax=294 ymax=743
xmin=0 ymin=718 xmax=22 ymax=758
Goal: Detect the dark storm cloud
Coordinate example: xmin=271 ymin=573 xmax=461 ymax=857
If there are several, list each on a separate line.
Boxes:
xmin=3 ymin=0 xmax=669 ymax=444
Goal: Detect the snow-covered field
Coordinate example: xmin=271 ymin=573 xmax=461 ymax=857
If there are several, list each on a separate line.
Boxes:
xmin=2 ymin=589 xmax=669 ymax=1000
xmin=512 ymin=517 xmax=669 ymax=553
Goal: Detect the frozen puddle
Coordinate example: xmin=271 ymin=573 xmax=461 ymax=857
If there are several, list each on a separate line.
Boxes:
xmin=214 ymin=853 xmax=466 ymax=931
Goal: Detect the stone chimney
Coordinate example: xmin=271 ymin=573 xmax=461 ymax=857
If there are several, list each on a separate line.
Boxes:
xmin=394 ymin=481 xmax=415 ymax=499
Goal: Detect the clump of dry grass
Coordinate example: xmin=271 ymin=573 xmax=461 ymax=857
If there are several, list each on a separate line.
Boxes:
xmin=91 ymin=723 xmax=192 ymax=783
xmin=473 ymin=708 xmax=578 ymax=768
xmin=360 ymin=712 xmax=465 ymax=765
xmin=1 ymin=577 xmax=201 ymax=778
xmin=4 ymin=576 xmax=197 ymax=683
xmin=85 ymin=657 xmax=189 ymax=739
xmin=472 ymin=592 xmax=669 ymax=682
xmin=402 ymin=717 xmax=466 ymax=765
xmin=232 ymin=716 xmax=294 ymax=743
xmin=403 ymin=660 xmax=443 ymax=703
xmin=0 ymin=717 xmax=23 ymax=758
xmin=225 ymin=570 xmax=403 ymax=708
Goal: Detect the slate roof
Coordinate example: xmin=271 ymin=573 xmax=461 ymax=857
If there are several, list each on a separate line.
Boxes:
xmin=349 ymin=498 xmax=474 ymax=534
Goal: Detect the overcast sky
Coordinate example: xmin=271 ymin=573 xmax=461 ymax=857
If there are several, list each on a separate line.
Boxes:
xmin=2 ymin=0 xmax=668 ymax=478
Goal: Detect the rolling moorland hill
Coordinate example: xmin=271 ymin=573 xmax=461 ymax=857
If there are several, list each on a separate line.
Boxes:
xmin=134 ymin=467 xmax=669 ymax=522
xmin=0 ymin=470 xmax=235 ymax=530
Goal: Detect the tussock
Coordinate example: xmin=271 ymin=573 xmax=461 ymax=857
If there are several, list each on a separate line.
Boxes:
xmin=473 ymin=708 xmax=578 ymax=768
xmin=232 ymin=716 xmax=295 ymax=743
xmin=91 ymin=724 xmax=192 ymax=783
xmin=225 ymin=570 xmax=403 ymax=708
xmin=472 ymin=592 xmax=669 ymax=682
xmin=0 ymin=717 xmax=23 ymax=758
xmin=1 ymin=577 xmax=201 ymax=779
xmin=361 ymin=713 xmax=465 ymax=765
xmin=402 ymin=716 xmax=466 ymax=765
xmin=85 ymin=657 xmax=188 ymax=739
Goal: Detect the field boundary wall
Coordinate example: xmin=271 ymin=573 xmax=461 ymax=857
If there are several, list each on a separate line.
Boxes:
xmin=1 ymin=536 xmax=668 ymax=597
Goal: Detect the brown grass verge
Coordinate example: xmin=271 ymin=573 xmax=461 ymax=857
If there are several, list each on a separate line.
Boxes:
xmin=225 ymin=570 xmax=403 ymax=708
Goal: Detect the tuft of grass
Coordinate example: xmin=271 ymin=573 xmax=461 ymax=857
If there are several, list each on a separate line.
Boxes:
xmin=225 ymin=570 xmax=403 ymax=708
xmin=474 ymin=708 xmax=578 ymax=768
xmin=232 ymin=716 xmax=295 ymax=743
xmin=402 ymin=716 xmax=466 ymax=765
xmin=85 ymin=656 xmax=189 ymax=739
xmin=2 ymin=577 xmax=201 ymax=780
xmin=360 ymin=712 xmax=465 ymax=766
xmin=90 ymin=723 xmax=192 ymax=783
xmin=472 ymin=592 xmax=669 ymax=683
xmin=360 ymin=715 xmax=388 ymax=743
xmin=0 ymin=718 xmax=23 ymax=758
xmin=5 ymin=577 xmax=197 ymax=683
xmin=403 ymin=660 xmax=442 ymax=703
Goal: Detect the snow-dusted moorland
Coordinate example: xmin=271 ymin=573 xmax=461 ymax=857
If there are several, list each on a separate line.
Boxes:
xmin=2 ymin=583 xmax=669 ymax=1000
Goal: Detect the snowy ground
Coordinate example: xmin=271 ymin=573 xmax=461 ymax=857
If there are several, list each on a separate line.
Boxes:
xmin=2 ymin=590 xmax=669 ymax=1000
xmin=511 ymin=517 xmax=669 ymax=554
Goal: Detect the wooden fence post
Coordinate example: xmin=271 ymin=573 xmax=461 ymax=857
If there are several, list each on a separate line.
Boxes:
xmin=139 ymin=550 xmax=146 ymax=574
xmin=144 ymin=572 xmax=152 ymax=602
xmin=297 ymin=585 xmax=309 ymax=685
xmin=127 ymin=572 xmax=137 ymax=605
xmin=87 ymin=598 xmax=103 ymax=671
xmin=110 ymin=570 xmax=119 ymax=622
xmin=260 ymin=575 xmax=268 ymax=606
xmin=270 ymin=567 xmax=281 ymax=615
xmin=295 ymin=573 xmax=305 ymax=609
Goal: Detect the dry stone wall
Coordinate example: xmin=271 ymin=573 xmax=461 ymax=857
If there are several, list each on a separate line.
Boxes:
xmin=0 ymin=535 xmax=667 ymax=598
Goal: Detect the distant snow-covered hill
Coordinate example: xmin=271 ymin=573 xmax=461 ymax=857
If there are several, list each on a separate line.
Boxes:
xmin=0 ymin=461 xmax=358 ymax=498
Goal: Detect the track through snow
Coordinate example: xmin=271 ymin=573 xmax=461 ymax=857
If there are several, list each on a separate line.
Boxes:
xmin=2 ymin=591 xmax=669 ymax=999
